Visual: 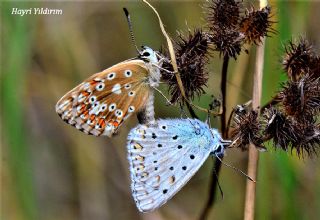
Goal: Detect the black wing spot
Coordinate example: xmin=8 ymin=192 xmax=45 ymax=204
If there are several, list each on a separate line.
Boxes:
xmin=182 ymin=166 xmax=187 ymax=170
xmin=169 ymin=166 xmax=174 ymax=170
xmin=177 ymin=145 xmax=183 ymax=149
xmin=158 ymin=144 xmax=162 ymax=148
xmin=152 ymin=133 xmax=157 ymax=139
xmin=162 ymin=189 xmax=168 ymax=194
xmin=190 ymin=155 xmax=195 ymax=159
xmin=172 ymin=135 xmax=178 ymax=140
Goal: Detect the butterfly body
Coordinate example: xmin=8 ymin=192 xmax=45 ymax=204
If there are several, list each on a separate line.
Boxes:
xmin=127 ymin=118 xmax=229 ymax=212
xmin=56 ymin=46 xmax=161 ymax=137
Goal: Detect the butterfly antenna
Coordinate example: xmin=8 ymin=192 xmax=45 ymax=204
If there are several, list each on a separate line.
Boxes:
xmin=213 ymin=167 xmax=224 ymax=199
xmin=215 ymin=155 xmax=256 ymax=182
xmin=123 ymin=8 xmax=140 ymax=54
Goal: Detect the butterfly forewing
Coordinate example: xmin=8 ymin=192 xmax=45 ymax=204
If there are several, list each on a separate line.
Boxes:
xmin=127 ymin=119 xmax=214 ymax=212
xmin=56 ymin=60 xmax=152 ymax=137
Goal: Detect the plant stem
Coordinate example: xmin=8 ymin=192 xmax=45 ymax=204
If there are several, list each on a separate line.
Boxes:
xmin=186 ymin=101 xmax=199 ymax=119
xmin=244 ymin=37 xmax=266 ymax=220
xmin=199 ymin=54 xmax=229 ymax=220
xmin=220 ymin=54 xmax=229 ymax=138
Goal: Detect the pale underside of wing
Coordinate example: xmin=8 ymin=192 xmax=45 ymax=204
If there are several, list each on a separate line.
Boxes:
xmin=127 ymin=119 xmax=213 ymax=212
xmin=56 ymin=60 xmax=152 ymax=137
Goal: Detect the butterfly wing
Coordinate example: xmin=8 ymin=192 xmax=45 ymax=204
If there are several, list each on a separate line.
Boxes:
xmin=56 ymin=60 xmax=152 ymax=137
xmin=127 ymin=119 xmax=214 ymax=212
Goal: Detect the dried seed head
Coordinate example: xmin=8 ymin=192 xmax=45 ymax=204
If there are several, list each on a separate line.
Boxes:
xmin=263 ymin=107 xmax=319 ymax=157
xmin=239 ymin=6 xmax=275 ymax=45
xmin=209 ymin=29 xmax=244 ymax=59
xmin=294 ymin=124 xmax=319 ymax=158
xmin=263 ymin=107 xmax=301 ymax=152
xmin=207 ymin=0 xmax=242 ymax=30
xmin=161 ymin=29 xmax=210 ymax=103
xmin=206 ymin=0 xmax=244 ymax=59
xmin=231 ymin=108 xmax=264 ymax=150
xmin=282 ymin=38 xmax=316 ymax=81
xmin=279 ymin=75 xmax=320 ymax=120
xmin=310 ymin=56 xmax=320 ymax=79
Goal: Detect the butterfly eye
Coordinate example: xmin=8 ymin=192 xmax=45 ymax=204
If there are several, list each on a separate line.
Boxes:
xmin=96 ymin=82 xmax=105 ymax=91
xmin=109 ymin=103 xmax=116 ymax=112
xmin=142 ymin=52 xmax=150 ymax=56
xmin=128 ymin=106 xmax=135 ymax=113
xmin=124 ymin=70 xmax=133 ymax=77
xmin=107 ymin=72 xmax=116 ymax=80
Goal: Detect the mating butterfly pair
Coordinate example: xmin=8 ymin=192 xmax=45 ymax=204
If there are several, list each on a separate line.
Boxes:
xmin=55 ymin=46 xmax=229 ymax=212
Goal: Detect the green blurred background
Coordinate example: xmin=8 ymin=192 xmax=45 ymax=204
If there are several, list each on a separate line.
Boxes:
xmin=1 ymin=1 xmax=320 ymax=220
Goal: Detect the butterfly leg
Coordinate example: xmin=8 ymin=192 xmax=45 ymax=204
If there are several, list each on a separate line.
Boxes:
xmin=152 ymin=63 xmax=175 ymax=74
xmin=152 ymin=86 xmax=172 ymax=106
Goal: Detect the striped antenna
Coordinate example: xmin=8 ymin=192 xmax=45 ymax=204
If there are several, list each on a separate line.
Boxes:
xmin=123 ymin=8 xmax=140 ymax=54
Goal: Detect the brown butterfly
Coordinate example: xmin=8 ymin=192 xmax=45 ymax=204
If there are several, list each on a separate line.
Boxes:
xmin=55 ymin=46 xmax=162 ymax=137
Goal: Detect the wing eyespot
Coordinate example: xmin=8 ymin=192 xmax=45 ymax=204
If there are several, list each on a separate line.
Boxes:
xmin=128 ymin=91 xmax=135 ymax=97
xmin=128 ymin=106 xmax=135 ymax=113
xmin=109 ymin=103 xmax=116 ymax=112
xmin=124 ymin=70 xmax=133 ymax=77
xmin=99 ymin=104 xmax=108 ymax=112
xmin=89 ymin=96 xmax=97 ymax=104
xmin=96 ymin=82 xmax=105 ymax=91
xmin=124 ymin=83 xmax=131 ymax=90
xmin=107 ymin=72 xmax=116 ymax=80
xmin=115 ymin=109 xmax=123 ymax=117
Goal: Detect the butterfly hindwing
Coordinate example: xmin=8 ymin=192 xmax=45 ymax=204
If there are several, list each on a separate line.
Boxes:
xmin=127 ymin=119 xmax=215 ymax=212
xmin=56 ymin=60 xmax=152 ymax=137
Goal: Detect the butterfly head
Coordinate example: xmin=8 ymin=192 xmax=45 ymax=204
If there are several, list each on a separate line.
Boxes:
xmin=210 ymin=129 xmax=231 ymax=157
xmin=139 ymin=46 xmax=158 ymax=64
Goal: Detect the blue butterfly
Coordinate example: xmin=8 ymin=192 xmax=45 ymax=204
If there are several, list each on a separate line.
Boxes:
xmin=127 ymin=118 xmax=230 ymax=212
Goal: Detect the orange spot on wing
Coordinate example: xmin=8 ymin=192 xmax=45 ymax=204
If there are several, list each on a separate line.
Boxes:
xmin=98 ymin=119 xmax=106 ymax=127
xmin=83 ymin=110 xmax=89 ymax=116
xmin=112 ymin=121 xmax=119 ymax=127
xmin=90 ymin=114 xmax=96 ymax=121
xmin=79 ymin=104 xmax=86 ymax=112
xmin=81 ymin=91 xmax=90 ymax=96
xmin=89 ymin=80 xmax=99 ymax=86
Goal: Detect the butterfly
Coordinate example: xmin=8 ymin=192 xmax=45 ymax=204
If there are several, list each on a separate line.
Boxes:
xmin=55 ymin=46 xmax=163 ymax=137
xmin=127 ymin=118 xmax=230 ymax=212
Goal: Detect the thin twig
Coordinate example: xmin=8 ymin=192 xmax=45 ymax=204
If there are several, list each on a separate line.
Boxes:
xmin=243 ymin=10 xmax=267 ymax=220
xmin=221 ymin=55 xmax=230 ymax=138
xmin=199 ymin=54 xmax=230 ymax=220
xmin=199 ymin=159 xmax=222 ymax=220
xmin=186 ymin=101 xmax=199 ymax=119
